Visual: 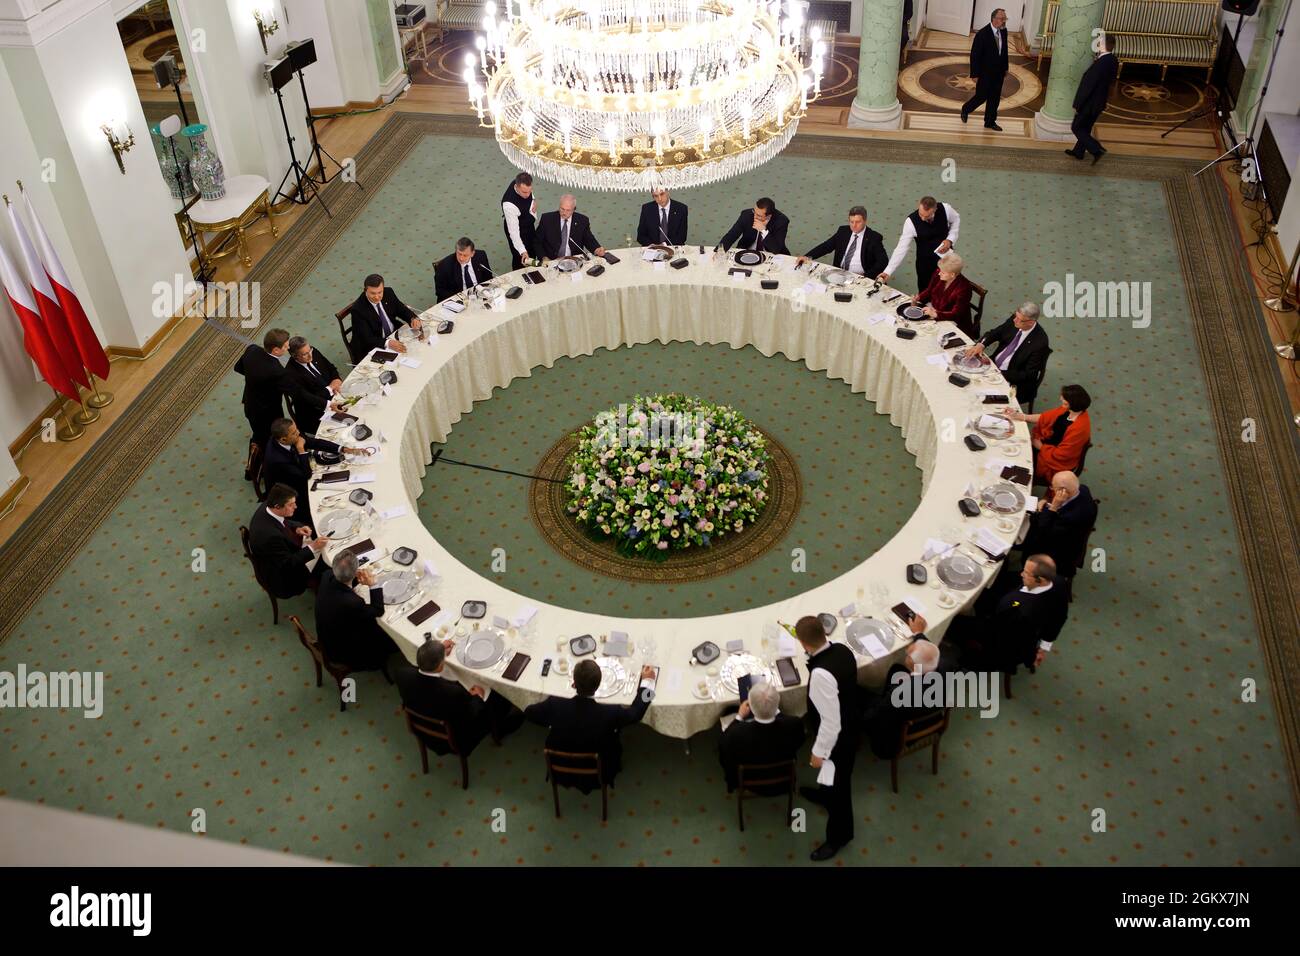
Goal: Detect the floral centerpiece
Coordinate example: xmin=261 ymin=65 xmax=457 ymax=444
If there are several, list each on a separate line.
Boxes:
xmin=565 ymin=394 xmax=770 ymax=558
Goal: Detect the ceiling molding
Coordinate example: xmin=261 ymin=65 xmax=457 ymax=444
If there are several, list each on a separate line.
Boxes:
xmin=0 ymin=0 xmax=111 ymax=49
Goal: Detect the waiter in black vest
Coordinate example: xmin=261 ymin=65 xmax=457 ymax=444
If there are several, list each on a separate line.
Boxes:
xmin=961 ymin=7 xmax=1010 ymax=131
xmin=879 ymin=196 xmax=961 ymax=293
xmin=794 ymin=615 xmax=861 ymax=861
xmin=501 ymin=171 xmax=539 ymax=269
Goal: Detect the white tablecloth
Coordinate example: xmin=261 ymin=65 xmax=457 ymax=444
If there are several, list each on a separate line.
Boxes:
xmin=311 ymin=250 xmax=1033 ymax=738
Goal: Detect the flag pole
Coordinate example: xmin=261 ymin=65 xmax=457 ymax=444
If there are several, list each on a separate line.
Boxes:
xmin=49 ymin=386 xmax=84 ymax=442
xmin=85 ymin=371 xmax=113 ymax=408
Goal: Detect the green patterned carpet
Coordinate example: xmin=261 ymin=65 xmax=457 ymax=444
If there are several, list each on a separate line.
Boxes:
xmin=0 ymin=122 xmax=1296 ymax=865
xmin=419 ymin=341 xmax=916 ymax=616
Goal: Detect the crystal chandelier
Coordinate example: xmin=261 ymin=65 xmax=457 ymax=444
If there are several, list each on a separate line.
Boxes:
xmin=464 ymin=0 xmax=825 ymax=191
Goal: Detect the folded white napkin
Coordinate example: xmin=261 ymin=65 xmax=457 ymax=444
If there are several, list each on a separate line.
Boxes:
xmin=777 ymin=635 xmax=799 ymax=657
xmin=867 ymin=311 xmax=890 ymax=325
xmin=816 ymin=759 xmax=836 ymax=787
xmin=925 ymin=354 xmax=948 ymax=366
xmin=399 ymin=357 xmax=422 ymax=369
xmin=513 ymin=605 xmax=539 ymax=628
xmin=922 ymin=538 xmax=956 ymax=561
xmin=349 ymin=472 xmax=375 ymax=484
xmin=858 ymin=635 xmax=889 ymax=660
xmin=380 ymin=505 xmax=407 ymax=520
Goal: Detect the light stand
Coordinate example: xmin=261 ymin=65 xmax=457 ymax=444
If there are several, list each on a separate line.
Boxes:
xmin=295 ymin=68 xmax=361 ymax=192
xmin=271 ymin=81 xmax=330 ymax=218
xmin=1267 ymin=238 xmax=1300 ymax=318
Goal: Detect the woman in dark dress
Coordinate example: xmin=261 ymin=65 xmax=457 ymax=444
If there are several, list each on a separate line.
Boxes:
xmin=912 ymin=252 xmax=977 ymax=339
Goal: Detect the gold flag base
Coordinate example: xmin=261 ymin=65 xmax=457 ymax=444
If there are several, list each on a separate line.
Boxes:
xmin=55 ymin=416 xmax=85 ymax=442
xmin=86 ymin=375 xmax=113 ymax=408
xmin=71 ymin=403 xmax=100 ymax=426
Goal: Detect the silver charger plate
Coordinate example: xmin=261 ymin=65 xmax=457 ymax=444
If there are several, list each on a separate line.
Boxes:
xmin=980 ymin=482 xmax=1027 ymax=514
xmin=396 ymin=324 xmax=420 ymax=342
xmin=457 ymin=631 xmax=506 ymax=669
xmin=592 ymin=656 xmax=629 ymax=699
xmin=902 ymin=305 xmax=926 ymax=320
xmin=320 ymin=510 xmax=361 ymax=539
xmin=846 ymin=618 xmax=895 ymax=657
xmin=645 ymin=245 xmax=673 ymax=262
xmin=344 ymin=447 xmax=378 ymax=465
xmin=819 ymin=269 xmax=854 ymax=286
xmin=341 ymin=377 xmax=380 ymax=399
xmin=974 ymin=415 xmax=1015 ymax=440
xmin=936 ymin=553 xmax=983 ymax=590
xmin=719 ymin=654 xmax=772 ymax=695
xmin=949 ymin=352 xmax=991 ymax=373
xmin=554 ymin=256 xmax=583 ymax=273
xmin=376 ymin=570 xmax=420 ymax=605
xmin=473 ymin=283 xmax=503 ymax=300
xmin=733 ymin=250 xmax=765 ymax=266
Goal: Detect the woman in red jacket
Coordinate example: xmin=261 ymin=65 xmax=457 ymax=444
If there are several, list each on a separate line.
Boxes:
xmin=912 ymin=252 xmax=977 ymax=339
xmin=1006 ymin=384 xmax=1092 ymax=484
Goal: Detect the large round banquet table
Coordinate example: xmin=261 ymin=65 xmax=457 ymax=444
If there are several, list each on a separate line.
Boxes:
xmin=310 ymin=248 xmax=1035 ymax=739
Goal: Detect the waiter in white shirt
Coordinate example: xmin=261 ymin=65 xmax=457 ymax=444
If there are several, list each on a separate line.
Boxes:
xmin=878 ymin=196 xmax=961 ymax=293
xmin=793 ymin=615 xmax=861 ymax=862
xmin=501 ymin=171 xmax=539 ymax=269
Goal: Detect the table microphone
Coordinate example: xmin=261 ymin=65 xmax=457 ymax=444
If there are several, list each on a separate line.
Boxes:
xmin=566 ymin=234 xmax=591 ymax=261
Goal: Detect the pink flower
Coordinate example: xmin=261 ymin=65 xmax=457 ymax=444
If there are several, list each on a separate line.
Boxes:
xmin=661 ymin=515 xmax=674 ymax=527
xmin=668 ymin=494 xmax=679 ymax=505
xmin=623 ymin=476 xmax=636 ymax=486
xmin=637 ymin=461 xmax=651 ymax=473
xmin=656 ymin=540 xmax=668 ymax=550
xmin=694 ymin=479 xmax=706 ymax=490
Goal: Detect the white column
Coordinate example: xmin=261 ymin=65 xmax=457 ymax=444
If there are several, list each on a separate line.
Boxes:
xmin=177 ymin=0 xmax=312 ymax=187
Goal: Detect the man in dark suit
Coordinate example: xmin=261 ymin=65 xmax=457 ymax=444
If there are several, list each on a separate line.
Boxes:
xmin=961 ymin=7 xmax=1011 ymax=131
xmin=636 ymin=187 xmax=689 ymax=245
xmin=283 ymin=336 xmax=344 ymax=437
xmin=719 ymin=198 xmax=790 ymax=255
xmin=949 ymin=555 xmax=1068 ymax=674
xmin=537 ymin=194 xmax=605 ymax=260
xmin=1066 ymin=33 xmax=1119 ymax=163
xmin=349 ymin=274 xmax=422 ymax=358
xmin=314 ymin=549 xmax=398 ymax=671
xmin=233 ymin=327 xmax=290 ymax=450
xmin=865 ymin=632 xmax=942 ymax=760
xmin=793 ymin=615 xmax=860 ymax=861
xmin=395 ymin=636 xmax=525 ymax=756
xmin=718 ymin=681 xmax=805 ymax=793
xmin=523 ymin=659 xmax=657 ymax=791
xmin=965 ymin=303 xmax=1051 ymax=407
xmin=247 ymin=483 xmax=328 ymax=599
xmin=796 ymin=205 xmax=888 ymax=277
xmin=1019 ymin=471 xmax=1096 ymax=580
xmin=262 ymin=418 xmax=364 ymax=533
xmin=434 ymin=237 xmax=493 ymax=303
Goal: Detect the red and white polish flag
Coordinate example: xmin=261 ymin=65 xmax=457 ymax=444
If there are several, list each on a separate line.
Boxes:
xmin=0 ymin=222 xmax=79 ymax=401
xmin=20 ymin=188 xmax=109 ymax=381
xmin=5 ymin=198 xmax=89 ymax=390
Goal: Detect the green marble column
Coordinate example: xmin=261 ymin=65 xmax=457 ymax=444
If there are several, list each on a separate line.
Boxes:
xmin=848 ymin=0 xmax=904 ymax=130
xmin=1235 ymin=0 xmax=1286 ymax=134
xmin=1033 ymin=0 xmax=1106 ymax=140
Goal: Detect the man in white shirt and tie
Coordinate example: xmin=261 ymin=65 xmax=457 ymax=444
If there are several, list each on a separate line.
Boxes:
xmin=434 ymin=238 xmax=493 ymax=303
xmin=963 ymin=302 xmax=1051 ymax=408
xmin=348 ymin=273 xmax=421 ymax=357
xmin=796 ymin=205 xmax=888 ymax=277
xmin=636 ymin=187 xmax=689 ymax=246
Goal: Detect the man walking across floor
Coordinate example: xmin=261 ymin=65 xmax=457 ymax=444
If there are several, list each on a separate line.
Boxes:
xmin=1066 ymin=33 xmax=1119 ymax=163
xmin=793 ymin=615 xmax=860 ymax=861
xmin=962 ymin=8 xmax=1011 ymax=131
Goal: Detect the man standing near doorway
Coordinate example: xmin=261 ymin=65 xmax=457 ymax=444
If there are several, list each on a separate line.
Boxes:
xmin=962 ymin=7 xmax=1011 ymax=131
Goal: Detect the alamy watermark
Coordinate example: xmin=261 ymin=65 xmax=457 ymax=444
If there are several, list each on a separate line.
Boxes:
xmin=889 ymin=669 xmax=1000 ymax=719
xmin=0 ymin=665 xmax=104 ymax=718
xmin=1042 ymin=273 xmax=1151 ymax=328
xmin=152 ymin=273 xmax=261 ymax=327
xmin=591 ymin=404 xmax=712 ymax=456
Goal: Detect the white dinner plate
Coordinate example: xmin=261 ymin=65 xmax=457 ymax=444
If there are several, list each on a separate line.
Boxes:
xmin=320 ymin=511 xmax=361 ymax=540
xmin=592 ymin=656 xmax=629 ymax=699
